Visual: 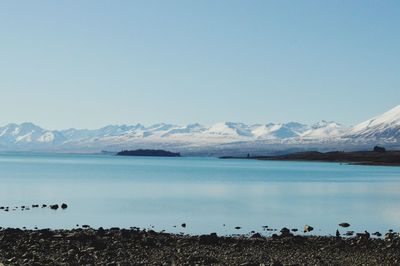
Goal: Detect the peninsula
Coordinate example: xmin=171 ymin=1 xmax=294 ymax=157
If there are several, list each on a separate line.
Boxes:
xmin=221 ymin=147 xmax=400 ymax=166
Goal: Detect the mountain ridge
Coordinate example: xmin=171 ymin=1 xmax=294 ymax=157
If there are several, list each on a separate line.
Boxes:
xmin=0 ymin=105 xmax=399 ymax=154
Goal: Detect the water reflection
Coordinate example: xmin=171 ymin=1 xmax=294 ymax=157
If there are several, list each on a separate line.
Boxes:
xmin=0 ymin=153 xmax=400 ymax=235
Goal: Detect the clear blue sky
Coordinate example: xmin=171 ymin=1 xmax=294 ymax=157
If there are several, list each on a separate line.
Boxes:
xmin=0 ymin=1 xmax=399 ymax=129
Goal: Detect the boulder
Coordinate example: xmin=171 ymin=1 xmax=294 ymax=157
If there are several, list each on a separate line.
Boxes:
xmin=304 ymin=225 xmax=314 ymax=233
xmin=250 ymin=233 xmax=262 ymax=238
xmin=280 ymin=227 xmax=291 ymax=237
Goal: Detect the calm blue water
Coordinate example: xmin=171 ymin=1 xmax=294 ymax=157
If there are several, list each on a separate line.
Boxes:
xmin=1 ymin=152 xmax=400 ymax=236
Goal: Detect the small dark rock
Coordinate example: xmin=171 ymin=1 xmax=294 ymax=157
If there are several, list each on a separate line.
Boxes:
xmin=61 ymin=203 xmax=68 ymax=209
xmin=372 ymin=232 xmax=382 ymax=237
xmin=385 ymin=232 xmax=395 ymax=241
xmin=251 ymin=233 xmax=262 ymax=238
xmin=356 ymin=231 xmax=370 ymax=239
xmin=339 ymin=223 xmax=350 ymax=228
xmin=50 ymin=204 xmax=59 ymax=210
xmin=280 ymin=227 xmax=293 ymax=237
xmin=336 ymin=229 xmax=341 ymax=239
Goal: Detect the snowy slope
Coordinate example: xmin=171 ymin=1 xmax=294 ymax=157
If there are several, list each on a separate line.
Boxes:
xmin=0 ymin=123 xmax=66 ymax=147
xmin=0 ymin=105 xmax=398 ymax=152
xmin=344 ymin=105 xmax=400 ymax=140
xmin=301 ymin=121 xmax=348 ymax=140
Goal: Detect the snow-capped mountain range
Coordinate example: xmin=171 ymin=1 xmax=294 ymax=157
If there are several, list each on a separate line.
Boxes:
xmin=1 ymin=105 xmax=399 ymax=154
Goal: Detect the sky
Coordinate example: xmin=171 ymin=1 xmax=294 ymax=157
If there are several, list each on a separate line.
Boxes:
xmin=0 ymin=1 xmax=399 ymax=129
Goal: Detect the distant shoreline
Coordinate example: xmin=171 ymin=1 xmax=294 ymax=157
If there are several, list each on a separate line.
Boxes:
xmin=116 ymin=149 xmax=181 ymax=157
xmin=220 ymin=149 xmax=400 ymax=166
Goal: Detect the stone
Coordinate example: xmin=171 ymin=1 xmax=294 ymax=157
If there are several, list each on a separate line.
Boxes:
xmin=251 ymin=233 xmax=262 ymax=238
xmin=304 ymin=225 xmax=314 ymax=233
xmin=280 ymin=227 xmax=290 ymax=236
xmin=372 ymin=232 xmax=382 ymax=237
xmin=345 ymin=231 xmax=354 ymax=236
xmin=339 ymin=223 xmax=350 ymax=228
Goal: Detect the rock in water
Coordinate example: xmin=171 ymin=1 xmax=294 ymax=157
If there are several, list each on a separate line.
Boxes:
xmin=336 ymin=229 xmax=341 ymax=239
xmin=280 ymin=227 xmax=293 ymax=237
xmin=372 ymin=232 xmax=382 ymax=237
xmin=181 ymin=223 xmax=186 ymax=228
xmin=339 ymin=223 xmax=350 ymax=228
xmin=61 ymin=203 xmax=68 ymax=209
xmin=251 ymin=233 xmax=262 ymax=238
xmin=304 ymin=225 xmax=314 ymax=233
xmin=356 ymin=231 xmax=370 ymax=239
xmin=50 ymin=204 xmax=59 ymax=210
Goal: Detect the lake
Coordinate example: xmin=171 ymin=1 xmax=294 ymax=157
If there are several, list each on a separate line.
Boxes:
xmin=1 ymin=152 xmax=400 ymax=236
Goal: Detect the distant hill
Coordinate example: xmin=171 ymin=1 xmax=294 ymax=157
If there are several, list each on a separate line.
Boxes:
xmin=116 ymin=149 xmax=181 ymax=157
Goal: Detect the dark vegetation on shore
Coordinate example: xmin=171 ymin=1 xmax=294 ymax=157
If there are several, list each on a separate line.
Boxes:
xmin=116 ymin=149 xmax=181 ymax=157
xmin=221 ymin=146 xmax=400 ymax=166
xmin=0 ymin=227 xmax=399 ymax=265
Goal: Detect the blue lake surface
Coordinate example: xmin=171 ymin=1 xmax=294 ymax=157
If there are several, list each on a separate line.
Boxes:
xmin=1 ymin=152 xmax=400 ymax=236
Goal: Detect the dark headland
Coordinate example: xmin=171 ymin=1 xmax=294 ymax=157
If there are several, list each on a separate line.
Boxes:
xmin=0 ymin=227 xmax=399 ymax=265
xmin=221 ymin=146 xmax=400 ymax=166
xmin=116 ymin=149 xmax=181 ymax=157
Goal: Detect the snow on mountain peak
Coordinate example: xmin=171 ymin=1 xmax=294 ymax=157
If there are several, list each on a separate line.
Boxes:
xmin=345 ymin=105 xmax=400 ymax=139
xmin=0 ymin=105 xmax=399 ymax=151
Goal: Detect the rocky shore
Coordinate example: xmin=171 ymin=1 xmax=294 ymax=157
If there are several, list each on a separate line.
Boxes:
xmin=0 ymin=227 xmax=399 ymax=265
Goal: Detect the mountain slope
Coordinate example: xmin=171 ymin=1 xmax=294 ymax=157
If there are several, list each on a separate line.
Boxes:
xmin=0 ymin=105 xmax=398 ymax=152
xmin=0 ymin=123 xmax=66 ymax=148
xmin=344 ymin=105 xmax=400 ymax=140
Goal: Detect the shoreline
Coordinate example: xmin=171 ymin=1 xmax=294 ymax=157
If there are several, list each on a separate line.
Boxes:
xmin=220 ymin=150 xmax=400 ymax=167
xmin=0 ymin=227 xmax=399 ymax=265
